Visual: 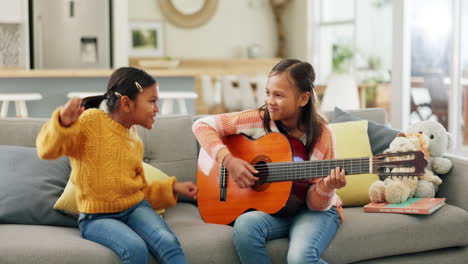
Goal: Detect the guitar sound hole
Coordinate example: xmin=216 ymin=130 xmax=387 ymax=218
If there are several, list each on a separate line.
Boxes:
xmin=252 ymin=161 xmax=270 ymax=192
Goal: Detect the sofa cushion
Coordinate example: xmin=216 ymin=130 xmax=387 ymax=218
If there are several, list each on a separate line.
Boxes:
xmin=263 ymin=205 xmax=468 ymax=263
xmin=329 ymin=120 xmax=379 ymax=206
xmin=0 ymin=224 xmax=120 ymax=264
xmin=322 ymin=205 xmax=468 ymax=263
xmin=137 ymin=115 xmax=198 ymax=203
xmin=332 ymin=107 xmax=399 ymax=155
xmin=53 ymin=162 xmax=170 ymax=218
xmin=0 ymin=119 xmax=47 ymax=148
xmin=165 ymin=203 xmax=240 ymax=264
xmin=0 ymin=203 xmax=240 ymax=264
xmin=0 ymin=145 xmax=76 ymax=227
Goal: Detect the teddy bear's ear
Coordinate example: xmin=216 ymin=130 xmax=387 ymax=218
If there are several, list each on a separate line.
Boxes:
xmin=397 ymin=133 xmax=406 ymax=137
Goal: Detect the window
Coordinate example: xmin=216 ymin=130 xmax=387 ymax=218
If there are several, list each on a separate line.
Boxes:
xmin=409 ymin=0 xmax=452 ymax=129
xmin=315 ymin=0 xmax=356 ymax=83
xmin=460 ymin=0 xmax=468 ymax=152
xmin=315 ymin=0 xmax=393 ymax=113
xmin=408 ymin=0 xmax=467 ymax=154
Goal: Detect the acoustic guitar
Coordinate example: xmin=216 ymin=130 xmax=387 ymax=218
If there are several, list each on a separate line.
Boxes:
xmin=197 ymin=133 xmax=428 ymax=225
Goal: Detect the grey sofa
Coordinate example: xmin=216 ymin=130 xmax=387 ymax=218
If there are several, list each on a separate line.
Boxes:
xmin=1 ymin=108 xmax=468 ymax=264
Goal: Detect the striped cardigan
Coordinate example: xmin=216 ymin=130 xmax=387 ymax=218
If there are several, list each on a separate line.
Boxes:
xmin=192 ymin=109 xmax=344 ymax=220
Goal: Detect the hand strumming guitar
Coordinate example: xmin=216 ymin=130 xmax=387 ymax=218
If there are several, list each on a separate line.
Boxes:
xmin=323 ymin=167 xmax=347 ymax=189
xmin=223 ymin=154 xmax=259 ymax=188
xmin=59 ymin=97 xmax=85 ymax=127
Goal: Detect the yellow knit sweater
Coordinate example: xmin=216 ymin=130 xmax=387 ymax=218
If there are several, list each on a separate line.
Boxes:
xmin=36 ymin=108 xmax=177 ymax=214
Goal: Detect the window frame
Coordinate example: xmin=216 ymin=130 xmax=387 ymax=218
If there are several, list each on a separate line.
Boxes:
xmin=314 ymin=0 xmax=357 ymax=83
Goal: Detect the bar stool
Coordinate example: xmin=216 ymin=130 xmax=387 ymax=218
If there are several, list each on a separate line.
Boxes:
xmin=67 ymin=92 xmax=102 ymax=98
xmin=0 ymin=93 xmax=43 ymax=118
xmin=238 ymin=75 xmax=257 ymax=110
xmin=255 ymin=73 xmax=268 ymax=107
xmin=220 ymin=75 xmax=242 ymax=112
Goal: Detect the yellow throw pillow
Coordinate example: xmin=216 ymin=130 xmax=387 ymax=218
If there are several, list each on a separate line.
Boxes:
xmin=329 ymin=120 xmax=379 ymax=207
xmin=54 ymin=162 xmax=170 ymax=217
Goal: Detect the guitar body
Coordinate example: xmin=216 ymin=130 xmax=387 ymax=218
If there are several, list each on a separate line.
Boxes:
xmin=197 ymin=133 xmax=309 ymax=225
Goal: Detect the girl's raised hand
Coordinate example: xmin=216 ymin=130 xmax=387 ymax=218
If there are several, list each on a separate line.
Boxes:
xmin=223 ymin=154 xmax=259 ymax=189
xmin=324 ymin=167 xmax=347 ymax=189
xmin=60 ymin=97 xmax=85 ymax=127
xmin=173 ymin=182 xmax=198 ymax=199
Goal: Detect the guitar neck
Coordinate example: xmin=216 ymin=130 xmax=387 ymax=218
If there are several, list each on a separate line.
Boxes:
xmin=259 ymin=157 xmax=372 ymax=182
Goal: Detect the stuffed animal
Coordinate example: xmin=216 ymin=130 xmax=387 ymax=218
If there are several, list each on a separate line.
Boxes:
xmin=369 ymin=133 xmax=428 ymax=203
xmin=368 ymin=133 xmax=432 ymax=204
xmin=406 ymin=120 xmax=453 ymax=198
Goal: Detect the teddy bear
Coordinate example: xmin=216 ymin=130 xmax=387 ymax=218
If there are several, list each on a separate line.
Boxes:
xmin=368 ymin=132 xmax=435 ymax=204
xmin=406 ymin=120 xmax=453 ymax=198
xmin=368 ymin=120 xmax=453 ymax=204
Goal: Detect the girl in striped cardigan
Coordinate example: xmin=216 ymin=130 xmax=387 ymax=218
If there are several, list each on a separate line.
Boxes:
xmin=192 ymin=59 xmax=346 ymax=264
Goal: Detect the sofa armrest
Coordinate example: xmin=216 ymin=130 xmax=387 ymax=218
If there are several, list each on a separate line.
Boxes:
xmin=437 ymin=154 xmax=468 ymax=212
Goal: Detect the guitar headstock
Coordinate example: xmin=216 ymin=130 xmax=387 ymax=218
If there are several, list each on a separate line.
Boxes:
xmin=373 ymin=151 xmax=428 ymax=177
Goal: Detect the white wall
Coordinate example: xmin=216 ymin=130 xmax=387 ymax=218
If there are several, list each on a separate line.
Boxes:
xmin=284 ymin=0 xmax=310 ymax=62
xmin=113 ymin=0 xmax=129 ymax=67
xmin=129 ymin=0 xmax=277 ymax=59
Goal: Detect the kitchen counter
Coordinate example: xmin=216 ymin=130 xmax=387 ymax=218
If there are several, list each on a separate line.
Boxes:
xmin=0 ymin=68 xmax=220 ymax=78
xmin=0 ymin=59 xmax=281 ymax=115
xmin=0 ymin=58 xmax=281 ymax=78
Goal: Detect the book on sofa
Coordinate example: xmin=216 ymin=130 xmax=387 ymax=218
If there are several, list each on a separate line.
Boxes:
xmin=364 ymin=198 xmax=446 ymax=215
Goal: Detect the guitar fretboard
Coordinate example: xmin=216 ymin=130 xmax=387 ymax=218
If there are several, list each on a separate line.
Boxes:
xmin=254 ymin=158 xmax=371 ymax=183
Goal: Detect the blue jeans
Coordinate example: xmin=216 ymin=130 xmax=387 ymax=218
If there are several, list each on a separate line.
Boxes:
xmin=78 ymin=199 xmax=187 ymax=264
xmin=233 ymin=208 xmax=340 ymax=264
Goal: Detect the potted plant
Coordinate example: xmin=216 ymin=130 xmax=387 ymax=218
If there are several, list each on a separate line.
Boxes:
xmin=332 ymin=44 xmax=353 ymax=73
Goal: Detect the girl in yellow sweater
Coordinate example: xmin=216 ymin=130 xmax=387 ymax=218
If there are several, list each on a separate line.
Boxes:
xmin=37 ymin=67 xmax=197 ymax=264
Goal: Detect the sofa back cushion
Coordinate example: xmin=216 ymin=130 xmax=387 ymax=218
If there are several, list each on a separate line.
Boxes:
xmin=329 ymin=120 xmax=379 ymax=206
xmin=137 ymin=115 xmax=198 ymax=202
xmin=331 ymin=107 xmax=399 ymax=155
xmin=0 ymin=109 xmax=387 ymax=206
xmin=0 ymin=115 xmax=199 ymax=203
xmin=53 ymin=162 xmax=171 ymax=218
xmin=0 ymin=118 xmax=47 ymax=147
xmin=323 ymin=107 xmax=388 ymax=125
xmin=0 ymin=145 xmax=77 ymax=227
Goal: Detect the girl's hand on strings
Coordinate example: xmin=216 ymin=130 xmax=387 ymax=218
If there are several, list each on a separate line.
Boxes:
xmin=223 ymin=154 xmax=259 ymax=189
xmin=324 ymin=167 xmax=347 ymax=189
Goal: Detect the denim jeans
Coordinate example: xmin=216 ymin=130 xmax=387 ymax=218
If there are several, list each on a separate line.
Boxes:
xmin=233 ymin=207 xmax=340 ymax=264
xmin=78 ymin=199 xmax=187 ymax=264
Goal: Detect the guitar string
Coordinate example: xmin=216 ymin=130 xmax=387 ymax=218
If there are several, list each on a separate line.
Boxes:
xmin=219 ymin=169 xmax=421 ymax=181
xmin=220 ymin=161 xmax=418 ymax=171
xmin=249 ymin=161 xmax=409 ymax=169
xmin=217 ymin=154 xmax=422 ymax=172
xmin=221 ymin=159 xmax=419 ymax=172
xmin=220 ymin=166 xmax=417 ymax=174
xmin=219 ymin=159 xmax=420 ymax=180
xmin=248 ymin=162 xmax=415 ymax=171
xmin=222 ymin=154 xmax=419 ymax=168
xmin=219 ymin=171 xmax=419 ymax=182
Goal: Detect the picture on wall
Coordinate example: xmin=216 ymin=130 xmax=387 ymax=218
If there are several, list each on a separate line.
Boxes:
xmin=129 ymin=21 xmax=164 ymax=57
